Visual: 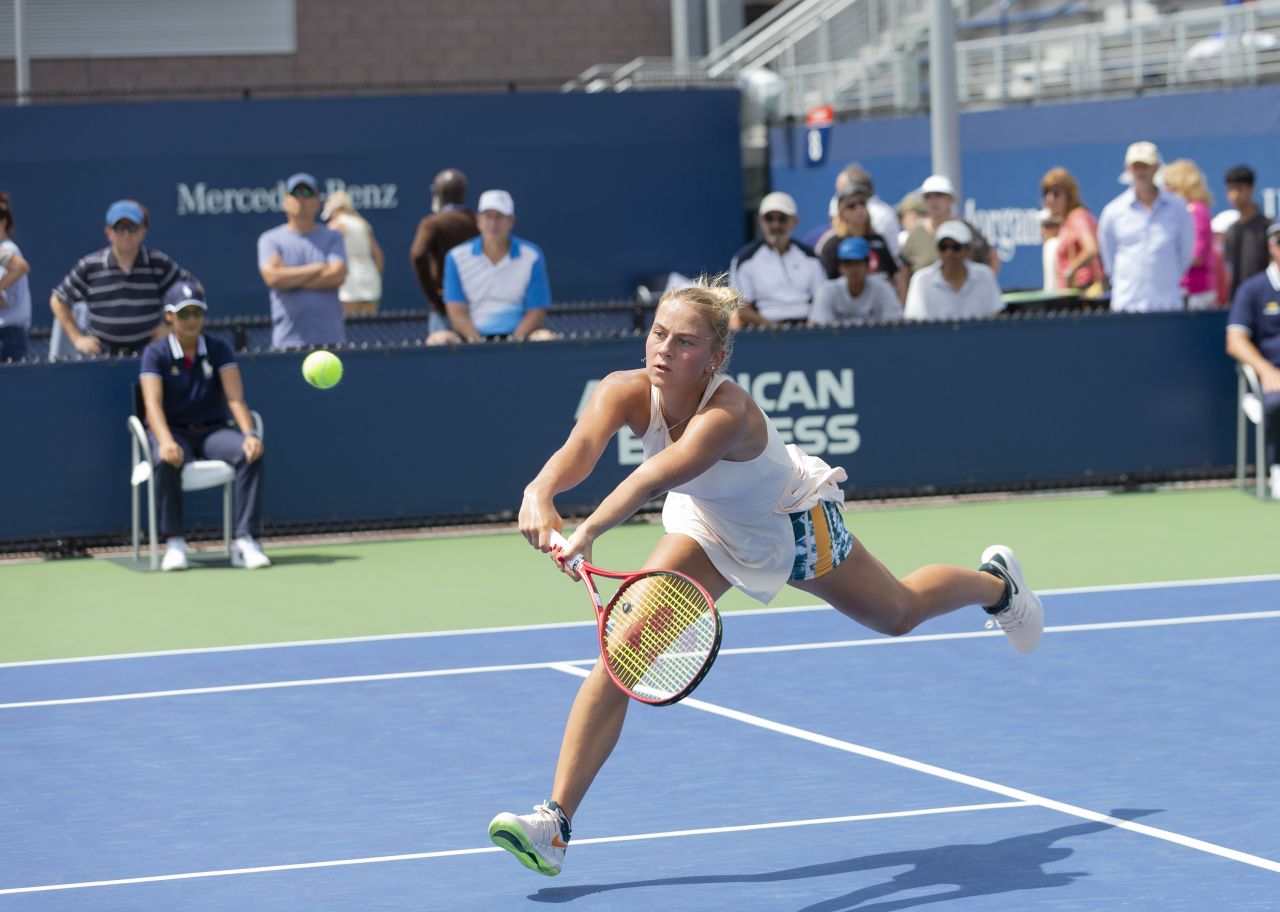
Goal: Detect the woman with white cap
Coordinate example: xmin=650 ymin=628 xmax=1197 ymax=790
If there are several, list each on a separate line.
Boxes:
xmin=323 ymin=189 xmax=384 ymax=317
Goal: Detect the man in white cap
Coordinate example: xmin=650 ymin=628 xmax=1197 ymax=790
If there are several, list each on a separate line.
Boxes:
xmin=899 ymin=174 xmax=999 ymax=278
xmin=1097 ymin=141 xmax=1195 ymax=312
xmin=903 ymin=220 xmax=1004 ymax=321
xmin=729 ymin=191 xmax=826 ymax=327
xmin=429 ymin=189 xmax=554 ymax=344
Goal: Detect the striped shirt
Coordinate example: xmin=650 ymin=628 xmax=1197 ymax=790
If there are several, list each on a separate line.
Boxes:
xmin=52 ymin=246 xmax=187 ymax=345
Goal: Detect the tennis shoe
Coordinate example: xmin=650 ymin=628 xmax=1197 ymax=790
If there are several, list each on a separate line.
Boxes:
xmin=161 ymin=540 xmax=189 ymax=572
xmin=488 ymin=802 xmax=570 ymax=876
xmin=979 ymin=545 xmax=1043 ymax=654
xmin=231 ymin=537 xmax=271 ymax=570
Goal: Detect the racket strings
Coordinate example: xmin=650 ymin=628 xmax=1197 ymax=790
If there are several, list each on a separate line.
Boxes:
xmin=602 ymin=573 xmax=717 ymax=701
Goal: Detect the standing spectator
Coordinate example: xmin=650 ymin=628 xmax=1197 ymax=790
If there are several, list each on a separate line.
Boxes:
xmin=50 ymin=200 xmax=190 ymax=357
xmin=411 ymin=168 xmax=479 ymax=336
xmin=1162 ymin=159 xmax=1221 ymax=310
xmin=1097 ymin=142 xmax=1195 ymax=313
xmin=322 ymin=189 xmax=384 ymax=318
xmin=903 ymin=221 xmax=1004 ymax=321
xmin=257 ymin=173 xmax=347 ymax=349
xmin=896 ymin=192 xmax=926 ymax=253
xmin=429 ymin=190 xmax=554 ymax=344
xmin=836 ymin=163 xmax=902 ymax=258
xmin=139 ymin=281 xmax=269 ymax=571
xmin=817 ymin=181 xmax=903 ymax=299
xmin=0 ymin=192 xmax=31 ymax=362
xmin=1039 ymin=209 xmax=1061 ymax=293
xmin=810 ymin=237 xmax=903 ymax=326
xmin=729 ymin=192 xmax=826 ymax=327
xmin=1041 ymin=167 xmax=1105 ymax=298
xmin=1223 ymin=165 xmax=1270 ymax=300
xmin=899 ymin=175 xmax=1000 ymax=278
xmin=1225 ymin=220 xmax=1280 ymax=499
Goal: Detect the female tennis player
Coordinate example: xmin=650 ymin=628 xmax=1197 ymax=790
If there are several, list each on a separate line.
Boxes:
xmin=489 ymin=278 xmax=1043 ymax=876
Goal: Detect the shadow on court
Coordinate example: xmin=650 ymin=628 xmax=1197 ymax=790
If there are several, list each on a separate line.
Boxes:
xmin=105 ymin=552 xmax=360 ymax=572
xmin=529 ymin=809 xmax=1160 ymax=911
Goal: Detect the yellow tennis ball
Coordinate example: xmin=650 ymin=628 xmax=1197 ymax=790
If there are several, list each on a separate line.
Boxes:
xmin=302 ymin=350 xmax=343 ymax=389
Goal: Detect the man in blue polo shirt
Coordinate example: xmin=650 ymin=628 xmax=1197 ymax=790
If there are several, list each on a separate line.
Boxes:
xmin=1227 ymin=220 xmax=1280 ymax=499
xmin=428 ymin=189 xmax=554 ymax=344
xmin=139 ymin=281 xmax=269 ymax=571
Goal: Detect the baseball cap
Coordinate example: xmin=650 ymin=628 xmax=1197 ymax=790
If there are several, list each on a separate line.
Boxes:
xmin=838 ymin=181 xmax=872 ymax=201
xmin=105 ymin=200 xmax=144 ymax=226
xmin=1211 ymin=209 xmax=1241 ymax=235
xmin=837 ymin=237 xmax=871 ymax=261
xmin=920 ymin=175 xmax=957 ymax=197
xmin=163 ymin=281 xmax=207 ymax=312
xmin=1124 ymin=141 xmax=1161 ymax=167
xmin=758 ymin=191 xmax=798 ymax=218
xmin=935 ymin=220 xmax=973 ymax=246
xmin=477 ymin=189 xmax=515 ymax=216
xmin=286 ymin=172 xmax=319 ymax=193
xmin=1266 ymin=220 xmax=1280 ymax=240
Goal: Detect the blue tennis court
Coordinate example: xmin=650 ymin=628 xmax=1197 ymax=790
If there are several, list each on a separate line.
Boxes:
xmin=2 ymin=576 xmax=1277 ymax=910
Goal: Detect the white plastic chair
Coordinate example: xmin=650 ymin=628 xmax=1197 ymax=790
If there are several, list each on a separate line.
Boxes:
xmin=1235 ymin=362 xmax=1269 ymax=499
xmin=128 ymin=412 xmax=264 ymax=570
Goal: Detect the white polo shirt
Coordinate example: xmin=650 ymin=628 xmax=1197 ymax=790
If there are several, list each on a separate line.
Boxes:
xmin=443 ymin=235 xmax=551 ymax=335
xmin=903 ymin=261 xmax=1004 ymax=321
xmin=729 ymin=239 xmax=827 ymax=322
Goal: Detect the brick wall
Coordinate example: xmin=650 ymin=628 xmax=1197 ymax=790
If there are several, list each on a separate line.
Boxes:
xmin=2 ymin=0 xmax=672 ymax=102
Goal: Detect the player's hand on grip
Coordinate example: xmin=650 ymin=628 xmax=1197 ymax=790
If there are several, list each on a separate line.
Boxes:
xmin=517 ymin=487 xmax=563 ymax=552
xmin=553 ymin=529 xmax=594 ymax=582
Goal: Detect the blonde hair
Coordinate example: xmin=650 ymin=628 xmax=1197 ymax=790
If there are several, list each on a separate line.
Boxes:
xmin=322 ymin=188 xmax=371 ymax=226
xmin=656 ymin=275 xmax=740 ymax=372
xmin=1162 ymin=159 xmax=1213 ymax=206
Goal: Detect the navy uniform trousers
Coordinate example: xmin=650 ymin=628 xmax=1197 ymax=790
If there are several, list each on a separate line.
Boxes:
xmin=149 ymin=425 xmax=264 ymax=540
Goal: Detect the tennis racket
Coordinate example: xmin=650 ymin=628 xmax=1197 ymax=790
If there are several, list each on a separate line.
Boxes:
xmin=548 ymin=530 xmax=722 ymax=705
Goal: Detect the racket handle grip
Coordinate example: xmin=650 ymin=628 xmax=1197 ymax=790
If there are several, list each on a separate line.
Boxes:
xmin=548 ymin=530 xmax=585 ymax=574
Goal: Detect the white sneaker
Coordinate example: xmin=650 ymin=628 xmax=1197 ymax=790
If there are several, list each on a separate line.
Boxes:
xmin=980 ymin=545 xmax=1044 ymax=654
xmin=161 ymin=539 xmax=189 ymax=572
xmin=231 ymin=537 xmax=271 ymax=569
xmin=1270 ymin=466 xmax=1280 ymax=500
xmin=488 ymin=802 xmax=570 ymax=876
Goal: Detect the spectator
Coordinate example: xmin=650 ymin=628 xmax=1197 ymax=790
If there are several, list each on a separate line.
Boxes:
xmin=899 ymin=175 xmax=1000 ymax=278
xmin=1225 ymin=220 xmax=1280 ymax=499
xmin=896 ymin=192 xmax=926 ymax=252
xmin=322 ymin=189 xmax=384 ymax=318
xmin=835 ymin=163 xmax=902 ymax=258
xmin=729 ymin=192 xmax=826 ymax=327
xmin=1223 ymin=164 xmax=1269 ymax=300
xmin=1041 ymin=167 xmax=1105 ymax=298
xmin=429 ymin=190 xmax=554 ymax=344
xmin=1039 ymin=209 xmax=1061 ymax=293
xmin=1097 ymin=142 xmax=1195 ymax=312
xmin=1162 ymin=159 xmax=1222 ymax=310
xmin=0 ymin=192 xmax=31 ymax=362
xmin=411 ymin=168 xmax=479 ymax=337
xmin=810 ymin=237 xmax=903 ymax=326
xmin=50 ymin=200 xmax=190 ymax=357
xmin=257 ymin=173 xmax=347 ymax=349
xmin=817 ymin=180 xmax=903 ymax=299
xmin=903 ymin=221 xmax=1004 ymax=321
xmin=139 ymin=281 xmax=269 ymax=572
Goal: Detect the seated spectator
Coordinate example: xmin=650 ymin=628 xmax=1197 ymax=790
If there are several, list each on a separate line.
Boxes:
xmin=139 ymin=281 xmax=269 ymax=572
xmin=50 ymin=200 xmax=190 ymax=357
xmin=1224 ymin=165 xmax=1270 ymax=301
xmin=0 ymin=191 xmax=31 ymax=362
xmin=835 ymin=163 xmax=902 ymax=258
xmin=896 ymin=192 xmax=926 ymax=252
xmin=810 ymin=237 xmax=903 ymax=326
xmin=729 ymin=192 xmax=826 ymax=327
xmin=1097 ymin=142 xmax=1194 ymax=313
xmin=258 ymin=173 xmax=347 ymax=349
xmin=1040 ymin=167 xmax=1105 ymax=298
xmin=1162 ymin=159 xmax=1221 ymax=310
xmin=899 ymin=175 xmax=1000 ymax=278
xmin=903 ymin=221 xmax=1004 ymax=321
xmin=411 ymin=168 xmax=479 ymax=337
xmin=428 ymin=190 xmax=555 ymax=344
xmin=322 ymin=189 xmax=384 ymax=318
xmin=817 ymin=180 xmax=903 ymax=299
xmin=1226 ymin=220 xmax=1280 ymax=499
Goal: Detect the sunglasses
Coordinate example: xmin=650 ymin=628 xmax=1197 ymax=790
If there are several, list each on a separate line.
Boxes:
xmin=290 ymin=186 xmax=317 ymax=198
xmin=841 ymin=198 xmax=868 ymax=209
xmin=111 ymin=221 xmax=140 ymax=234
xmin=937 ymin=241 xmax=964 ymax=253
xmin=1043 ymin=188 xmax=1064 ymax=198
xmin=761 ymin=213 xmax=791 ymax=224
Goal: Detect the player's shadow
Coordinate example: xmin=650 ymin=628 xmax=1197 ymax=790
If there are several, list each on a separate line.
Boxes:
xmin=528 ymin=808 xmax=1160 ymax=910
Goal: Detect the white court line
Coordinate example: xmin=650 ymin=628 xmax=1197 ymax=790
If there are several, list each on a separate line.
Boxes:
xmin=0 ymin=801 xmax=1030 ymax=895
xmin=548 ymin=663 xmax=1280 ymax=875
xmin=4 ymin=609 xmax=1279 ymax=711
xmin=5 ymin=572 xmax=1280 ymax=670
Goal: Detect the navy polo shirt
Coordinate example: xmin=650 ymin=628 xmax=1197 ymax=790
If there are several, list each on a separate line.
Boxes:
xmin=1227 ymin=264 xmax=1280 ymax=366
xmin=139 ymin=333 xmax=237 ymax=427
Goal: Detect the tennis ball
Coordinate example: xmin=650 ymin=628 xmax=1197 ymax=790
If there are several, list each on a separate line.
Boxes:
xmin=302 ymin=350 xmax=343 ymax=389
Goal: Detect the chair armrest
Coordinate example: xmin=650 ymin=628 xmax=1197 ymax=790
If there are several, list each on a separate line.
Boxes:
xmin=127 ymin=416 xmax=152 ymax=464
xmin=1238 ymin=362 xmax=1263 ymax=399
xmin=251 ymin=410 xmax=265 ymax=441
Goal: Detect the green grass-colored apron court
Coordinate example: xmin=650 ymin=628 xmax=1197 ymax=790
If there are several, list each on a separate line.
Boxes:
xmin=1 ymin=488 xmax=1274 ymax=663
